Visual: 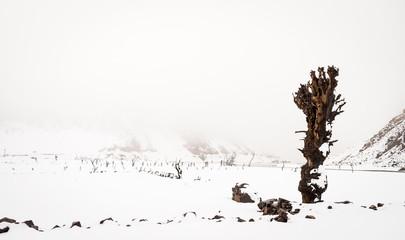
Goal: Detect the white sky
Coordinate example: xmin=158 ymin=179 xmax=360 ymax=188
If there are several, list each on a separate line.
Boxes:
xmin=1 ymin=0 xmax=404 ymax=162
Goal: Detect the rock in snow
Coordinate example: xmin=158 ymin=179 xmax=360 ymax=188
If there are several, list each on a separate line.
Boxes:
xmin=0 ymin=217 xmax=18 ymax=224
xmin=236 ymin=217 xmax=246 ymax=222
xmin=71 ymin=221 xmax=81 ymax=228
xmin=0 ymin=226 xmax=10 ymax=234
xmin=23 ymin=220 xmax=39 ymax=231
xmin=335 ymin=200 xmax=352 ymax=204
xmin=257 ymin=198 xmax=295 ymax=222
xmin=100 ymin=217 xmax=114 ymax=224
xmin=209 ymin=215 xmax=225 ymax=220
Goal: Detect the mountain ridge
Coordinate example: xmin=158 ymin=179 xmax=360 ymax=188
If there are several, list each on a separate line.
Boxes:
xmin=329 ymin=110 xmax=405 ymax=168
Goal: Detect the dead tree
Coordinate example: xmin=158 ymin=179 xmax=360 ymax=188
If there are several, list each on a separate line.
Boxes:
xmin=293 ymin=66 xmax=346 ymax=203
xmin=225 ymin=152 xmax=236 ymax=166
xmin=174 ymin=160 xmax=183 ymax=179
xmin=90 ymin=158 xmax=99 ymax=173
xmin=248 ymin=152 xmax=255 ymax=167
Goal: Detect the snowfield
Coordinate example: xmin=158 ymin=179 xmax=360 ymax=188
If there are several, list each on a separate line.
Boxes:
xmin=1 ymin=155 xmax=405 ymax=240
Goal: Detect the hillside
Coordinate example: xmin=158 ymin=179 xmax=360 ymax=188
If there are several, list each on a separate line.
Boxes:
xmin=329 ymin=110 xmax=405 ymax=168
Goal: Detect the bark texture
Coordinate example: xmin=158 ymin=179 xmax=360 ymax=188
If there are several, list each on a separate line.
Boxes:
xmin=293 ymin=66 xmax=346 ymax=203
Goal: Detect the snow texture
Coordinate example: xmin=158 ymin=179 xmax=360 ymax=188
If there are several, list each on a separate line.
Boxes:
xmin=310 ymin=165 xmax=327 ymax=190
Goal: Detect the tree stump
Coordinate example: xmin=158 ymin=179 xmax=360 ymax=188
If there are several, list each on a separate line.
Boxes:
xmin=293 ymin=66 xmax=346 ymax=203
xmin=232 ymin=183 xmax=254 ymax=203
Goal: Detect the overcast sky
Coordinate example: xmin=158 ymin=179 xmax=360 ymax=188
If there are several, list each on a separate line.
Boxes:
xmin=1 ymin=0 xmax=404 ymax=162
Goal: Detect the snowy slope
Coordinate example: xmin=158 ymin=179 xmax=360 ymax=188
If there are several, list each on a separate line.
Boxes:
xmin=329 ymin=110 xmax=405 ymax=168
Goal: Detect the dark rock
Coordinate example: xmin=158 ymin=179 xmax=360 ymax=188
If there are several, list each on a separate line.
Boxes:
xmin=0 ymin=227 xmax=10 ymax=234
xmin=274 ymin=209 xmax=288 ymax=222
xmin=259 ymin=198 xmax=292 ymax=215
xmin=335 ymin=200 xmax=352 ymax=204
xmin=263 ymin=205 xmax=278 ymax=215
xmin=290 ymin=208 xmax=300 ymax=215
xmin=236 ymin=217 xmax=246 ymax=222
xmin=52 ymin=225 xmax=60 ymax=229
xmin=361 ymin=206 xmax=367 ymax=208
xmin=377 ymin=203 xmax=384 ymax=207
xmin=126 ymin=224 xmax=131 ymax=227
xmin=71 ymin=221 xmax=82 ymax=228
xmin=305 ymin=215 xmax=316 ymax=219
xmin=369 ymin=205 xmax=377 ymax=210
xmin=257 ymin=198 xmax=277 ymax=211
xmin=209 ymin=215 xmax=225 ymax=220
xmin=86 ymin=227 xmax=91 ymax=229
xmin=232 ymin=183 xmax=254 ymax=203
xmin=328 ymin=206 xmax=332 ymax=209
xmin=258 ymin=198 xmax=292 ymax=223
xmin=0 ymin=217 xmax=18 ymax=224
xmin=23 ymin=220 xmax=39 ymax=231
xmin=279 ymin=198 xmax=293 ymax=212
xmin=139 ymin=219 xmax=147 ymax=222
xmin=273 ymin=216 xmax=287 ymax=222
xmin=249 ymin=218 xmax=255 ymax=222
xmin=100 ymin=217 xmax=113 ymax=224
xmin=257 ymin=201 xmax=266 ymax=210
xmin=183 ymin=212 xmax=197 ymax=217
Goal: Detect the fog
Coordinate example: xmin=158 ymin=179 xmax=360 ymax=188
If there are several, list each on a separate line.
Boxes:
xmin=1 ymin=0 xmax=404 ymax=162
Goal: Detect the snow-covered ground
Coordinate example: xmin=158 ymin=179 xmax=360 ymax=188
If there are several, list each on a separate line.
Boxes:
xmin=1 ymin=155 xmax=405 ymax=240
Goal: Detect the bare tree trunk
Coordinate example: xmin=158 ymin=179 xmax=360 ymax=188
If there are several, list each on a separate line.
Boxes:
xmin=293 ymin=66 xmax=346 ymax=203
xmin=248 ymin=153 xmax=255 ymax=167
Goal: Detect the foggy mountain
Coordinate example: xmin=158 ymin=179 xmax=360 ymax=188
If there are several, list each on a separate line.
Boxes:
xmin=100 ymin=130 xmax=280 ymax=166
xmin=329 ymin=110 xmax=405 ymax=168
xmin=0 ymin=124 xmax=280 ymax=166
